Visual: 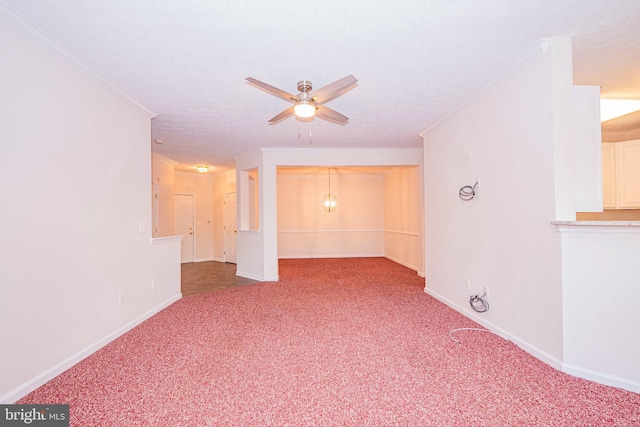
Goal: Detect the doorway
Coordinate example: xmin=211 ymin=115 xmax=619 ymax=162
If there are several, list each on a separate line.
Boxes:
xmin=175 ymin=194 xmax=195 ymax=263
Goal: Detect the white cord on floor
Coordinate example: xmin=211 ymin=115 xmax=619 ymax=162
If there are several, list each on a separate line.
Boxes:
xmin=448 ymin=327 xmax=503 ymax=344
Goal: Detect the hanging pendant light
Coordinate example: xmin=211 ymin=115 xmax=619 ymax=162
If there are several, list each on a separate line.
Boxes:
xmin=322 ymin=167 xmax=337 ymax=212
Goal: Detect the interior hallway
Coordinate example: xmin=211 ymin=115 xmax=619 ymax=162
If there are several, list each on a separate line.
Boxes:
xmin=181 ymin=261 xmax=258 ymax=296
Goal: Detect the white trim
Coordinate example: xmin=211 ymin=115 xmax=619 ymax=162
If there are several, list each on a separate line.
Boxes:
xmin=236 ymin=271 xmax=276 ymax=282
xmin=152 ymin=152 xmax=178 ymax=167
xmin=423 ymin=287 xmax=563 ymax=371
xmin=279 ymin=253 xmax=385 ymax=259
xmin=194 ymin=257 xmax=215 ymax=263
xmin=212 ymin=256 xmax=226 ymax=263
xmin=262 ymin=147 xmax=424 ymax=156
xmin=0 ymin=2 xmax=156 ymax=119
xmin=384 ymin=255 xmax=419 ymax=272
xmin=151 ymin=235 xmax=183 ymax=244
xmin=420 ymin=39 xmax=546 ymax=137
xmin=422 ymin=286 xmax=640 ymax=393
xmin=554 ymin=222 xmax=640 ymax=233
xmin=0 ymin=293 xmax=181 ymax=404
xmin=384 ymin=229 xmax=419 ymax=237
xmin=278 ymin=229 xmax=384 ymax=234
xmin=561 ymin=363 xmax=640 ymax=394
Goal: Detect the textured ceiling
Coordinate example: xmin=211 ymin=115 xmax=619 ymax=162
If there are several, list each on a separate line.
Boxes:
xmin=3 ymin=0 xmax=640 ymax=173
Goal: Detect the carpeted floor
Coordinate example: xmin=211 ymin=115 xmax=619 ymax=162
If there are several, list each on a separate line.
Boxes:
xmin=19 ymin=258 xmax=640 ymax=426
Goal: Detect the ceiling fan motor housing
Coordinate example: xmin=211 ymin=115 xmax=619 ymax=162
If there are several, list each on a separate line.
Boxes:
xmin=297 ymin=80 xmax=313 ymax=93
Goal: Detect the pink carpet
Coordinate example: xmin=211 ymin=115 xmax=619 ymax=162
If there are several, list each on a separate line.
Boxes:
xmin=19 ymin=258 xmax=640 ymax=426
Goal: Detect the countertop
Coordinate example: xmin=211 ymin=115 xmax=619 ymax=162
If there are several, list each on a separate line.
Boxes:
xmin=552 ymin=220 xmax=640 ymax=227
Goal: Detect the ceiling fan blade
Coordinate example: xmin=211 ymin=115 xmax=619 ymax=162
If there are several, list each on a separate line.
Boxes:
xmin=311 ymin=75 xmax=358 ymax=104
xmin=268 ymin=106 xmax=295 ymax=125
xmin=246 ymin=77 xmax=298 ymax=103
xmin=315 ymin=105 xmax=349 ymax=125
xmin=317 ymin=82 xmax=358 ymax=105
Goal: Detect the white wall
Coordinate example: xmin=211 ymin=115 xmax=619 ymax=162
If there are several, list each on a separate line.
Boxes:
xmin=559 ymin=225 xmax=640 ymax=392
xmin=422 ymin=39 xmax=569 ymax=364
xmin=0 ymin=16 xmax=181 ymax=402
xmin=384 ymin=166 xmax=423 ymax=273
xmin=277 ymin=172 xmax=385 ymax=258
xmin=174 ymin=171 xmax=214 ymax=262
xmin=236 ymin=151 xmax=267 ymax=280
xmin=572 ymin=86 xmax=603 ymax=212
xmin=421 ymin=37 xmax=640 ymax=392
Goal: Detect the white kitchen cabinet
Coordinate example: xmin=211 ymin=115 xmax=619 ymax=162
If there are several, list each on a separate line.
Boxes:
xmin=602 ymin=140 xmax=640 ymax=209
xmin=616 ymin=140 xmax=640 ymax=208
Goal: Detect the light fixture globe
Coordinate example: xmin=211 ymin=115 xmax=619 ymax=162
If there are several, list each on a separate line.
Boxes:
xmin=294 ymin=100 xmax=316 ymax=118
xmin=322 ymin=193 xmax=338 ymax=212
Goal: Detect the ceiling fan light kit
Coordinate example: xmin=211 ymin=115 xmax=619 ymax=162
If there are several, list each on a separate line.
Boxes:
xmin=246 ymin=75 xmax=358 ymax=125
xmin=293 ymin=100 xmax=316 ymax=118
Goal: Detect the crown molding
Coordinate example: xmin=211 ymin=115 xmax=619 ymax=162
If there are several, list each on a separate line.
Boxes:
xmin=152 ymin=152 xmax=178 ymax=167
xmin=420 ymin=38 xmax=552 ymax=137
xmin=260 ymin=147 xmax=423 ymax=155
xmin=0 ymin=1 xmax=157 ymax=119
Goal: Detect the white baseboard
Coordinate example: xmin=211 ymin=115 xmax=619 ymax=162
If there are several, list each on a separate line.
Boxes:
xmin=194 ymin=257 xmax=214 ymax=263
xmin=235 ymin=270 xmax=277 ymax=282
xmin=278 ymin=253 xmax=385 ymax=259
xmin=423 ymin=287 xmax=563 ymax=370
xmin=383 ymin=255 xmax=419 ymax=273
xmin=1 ymin=293 xmax=182 ymax=404
xmin=423 ymin=287 xmax=640 ymax=393
xmin=562 ymin=363 xmax=640 ymax=394
xmin=212 ymin=256 xmax=225 ymax=263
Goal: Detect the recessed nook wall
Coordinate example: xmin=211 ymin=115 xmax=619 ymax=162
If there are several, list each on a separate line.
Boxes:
xmin=235 ymin=148 xmax=424 ymax=282
xmin=240 ymin=168 xmax=259 ymax=231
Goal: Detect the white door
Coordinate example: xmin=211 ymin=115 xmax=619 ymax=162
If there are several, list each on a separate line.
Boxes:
xmin=175 ymin=194 xmax=195 ymax=263
xmin=224 ymin=193 xmax=237 ymax=264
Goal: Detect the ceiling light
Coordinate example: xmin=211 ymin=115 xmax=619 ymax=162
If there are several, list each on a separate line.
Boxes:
xmin=322 ymin=194 xmax=338 ymax=212
xmin=196 ymin=166 xmax=208 ymax=173
xmin=294 ymin=100 xmax=316 ymax=118
xmin=600 ymin=99 xmax=640 ymax=122
xmin=322 ymin=167 xmax=337 ymax=212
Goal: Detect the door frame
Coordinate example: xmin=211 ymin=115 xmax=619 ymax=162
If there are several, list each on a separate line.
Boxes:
xmin=224 ymin=192 xmax=237 ymax=264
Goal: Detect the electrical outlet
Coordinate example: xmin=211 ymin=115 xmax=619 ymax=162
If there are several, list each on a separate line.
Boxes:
xmin=118 ymin=291 xmax=125 ymax=306
xmin=151 ymin=279 xmax=156 ymax=291
xmin=466 ymin=279 xmax=471 ymax=291
xmin=482 ymin=286 xmax=489 ymax=298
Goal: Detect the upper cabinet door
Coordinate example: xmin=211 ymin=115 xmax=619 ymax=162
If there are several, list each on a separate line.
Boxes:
xmin=617 ymin=139 xmax=640 ymax=208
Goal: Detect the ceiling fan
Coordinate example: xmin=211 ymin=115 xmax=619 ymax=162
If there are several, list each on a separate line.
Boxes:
xmin=245 ymin=75 xmax=358 ymax=125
